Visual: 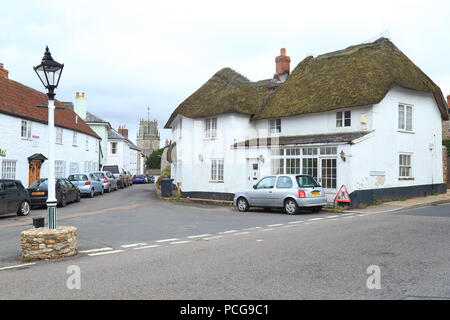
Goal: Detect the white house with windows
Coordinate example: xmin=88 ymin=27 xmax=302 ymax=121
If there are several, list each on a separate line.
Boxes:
xmin=106 ymin=127 xmax=143 ymax=175
xmin=0 ymin=64 xmax=101 ymax=186
xmin=165 ymin=38 xmax=448 ymax=207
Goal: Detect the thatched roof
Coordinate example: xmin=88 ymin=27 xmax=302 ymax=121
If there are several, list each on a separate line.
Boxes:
xmin=164 ymin=68 xmax=275 ymax=128
xmin=165 ymin=38 xmax=448 ymax=128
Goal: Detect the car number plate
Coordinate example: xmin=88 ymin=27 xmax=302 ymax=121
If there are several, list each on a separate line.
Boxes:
xmin=311 ymin=191 xmax=321 ymax=196
xmin=32 ymin=192 xmax=45 ymax=196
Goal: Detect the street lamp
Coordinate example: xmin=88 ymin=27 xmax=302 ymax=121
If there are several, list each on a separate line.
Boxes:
xmin=34 ymin=46 xmax=64 ymax=229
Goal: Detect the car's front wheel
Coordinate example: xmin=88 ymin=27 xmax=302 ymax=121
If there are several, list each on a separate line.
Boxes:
xmin=75 ymin=191 xmax=81 ymax=203
xmin=89 ymin=188 xmax=95 ymax=198
xmin=284 ymin=199 xmax=298 ymax=215
xmin=236 ymin=197 xmax=249 ymax=212
xmin=17 ymin=201 xmax=31 ymax=216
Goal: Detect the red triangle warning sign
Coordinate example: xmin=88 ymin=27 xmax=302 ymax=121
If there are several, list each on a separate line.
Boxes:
xmin=334 ymin=185 xmax=351 ymax=203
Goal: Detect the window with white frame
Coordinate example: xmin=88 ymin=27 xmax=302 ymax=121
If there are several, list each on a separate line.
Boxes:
xmin=55 ymin=160 xmax=65 ymax=178
xmin=269 ymin=119 xmax=281 ymax=135
xmin=398 ymin=104 xmax=413 ymax=132
xmin=399 ymin=154 xmax=412 ymax=178
xmin=336 ymin=111 xmax=351 ymax=127
xmin=21 ymin=120 xmax=31 ymax=139
xmin=56 ymin=127 xmax=63 ymax=144
xmin=73 ymin=132 xmax=78 ymax=146
xmin=111 ymin=142 xmax=117 ymax=154
xmin=204 ymin=117 xmax=217 ymax=139
xmin=1 ymin=160 xmax=17 ymax=179
xmin=210 ymin=159 xmax=224 ymax=182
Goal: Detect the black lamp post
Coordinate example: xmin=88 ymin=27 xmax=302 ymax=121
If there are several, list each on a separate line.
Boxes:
xmin=33 ymin=46 xmax=64 ymax=229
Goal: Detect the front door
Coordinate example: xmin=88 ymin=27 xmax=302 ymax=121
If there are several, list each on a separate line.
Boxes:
xmin=28 ymin=160 xmax=41 ymax=186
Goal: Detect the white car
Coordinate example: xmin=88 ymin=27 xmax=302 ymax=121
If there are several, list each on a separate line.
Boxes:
xmin=234 ymin=174 xmax=328 ymax=214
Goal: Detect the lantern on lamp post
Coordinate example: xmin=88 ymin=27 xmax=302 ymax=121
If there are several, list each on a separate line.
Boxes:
xmin=33 ymin=46 xmax=64 ymax=229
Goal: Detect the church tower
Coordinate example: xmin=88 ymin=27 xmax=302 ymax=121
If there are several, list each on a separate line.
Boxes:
xmin=137 ymin=108 xmax=161 ymax=158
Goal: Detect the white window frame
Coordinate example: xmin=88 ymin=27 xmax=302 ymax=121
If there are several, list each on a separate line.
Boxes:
xmin=210 ymin=159 xmax=224 ymax=182
xmin=336 ymin=111 xmax=351 ymax=127
xmin=56 ymin=127 xmax=63 ymax=144
xmin=269 ymin=119 xmax=281 ymax=135
xmin=21 ymin=120 xmax=32 ymax=140
xmin=204 ymin=117 xmax=217 ymax=140
xmin=399 ymin=153 xmax=413 ymax=178
xmin=69 ymin=162 xmax=79 ymax=175
xmin=398 ymin=103 xmax=414 ymax=132
xmin=55 ymin=160 xmax=65 ymax=179
xmin=110 ymin=142 xmax=118 ymax=154
xmin=1 ymin=160 xmax=17 ymax=179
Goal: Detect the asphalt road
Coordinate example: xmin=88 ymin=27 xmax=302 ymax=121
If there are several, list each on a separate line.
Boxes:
xmin=0 ymin=184 xmax=449 ymax=299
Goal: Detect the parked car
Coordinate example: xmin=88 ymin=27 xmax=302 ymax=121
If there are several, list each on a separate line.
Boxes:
xmin=68 ymin=173 xmax=104 ymax=198
xmin=234 ymin=175 xmax=328 ymax=214
xmin=132 ymin=175 xmax=147 ymax=184
xmin=147 ymin=175 xmax=155 ymax=184
xmin=102 ymin=165 xmax=129 ymax=188
xmin=28 ymin=178 xmax=80 ymax=208
xmin=126 ymin=170 xmax=133 ymax=186
xmin=0 ymin=180 xmax=31 ymax=216
xmin=92 ymin=171 xmax=118 ymax=193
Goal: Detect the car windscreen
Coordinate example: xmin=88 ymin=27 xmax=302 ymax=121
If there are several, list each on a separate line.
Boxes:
xmin=102 ymin=166 xmax=119 ymax=174
xmin=296 ymin=175 xmax=321 ymax=188
xmin=29 ymin=179 xmax=48 ymax=189
xmin=68 ymin=174 xmax=88 ymax=181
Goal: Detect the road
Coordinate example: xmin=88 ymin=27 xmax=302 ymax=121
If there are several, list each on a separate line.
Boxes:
xmin=0 ymin=184 xmax=449 ymax=299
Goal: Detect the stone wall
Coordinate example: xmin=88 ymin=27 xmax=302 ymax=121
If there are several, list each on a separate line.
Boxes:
xmin=442 ymin=120 xmax=450 ymax=139
xmin=21 ymin=226 xmax=77 ymax=261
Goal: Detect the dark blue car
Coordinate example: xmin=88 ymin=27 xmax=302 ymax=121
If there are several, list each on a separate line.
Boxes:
xmin=132 ymin=175 xmax=147 ymax=184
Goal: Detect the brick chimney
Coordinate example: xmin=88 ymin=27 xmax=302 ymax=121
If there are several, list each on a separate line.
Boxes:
xmin=0 ymin=63 xmax=9 ymax=79
xmin=275 ymin=48 xmax=291 ymax=78
xmin=118 ymin=125 xmax=129 ymax=138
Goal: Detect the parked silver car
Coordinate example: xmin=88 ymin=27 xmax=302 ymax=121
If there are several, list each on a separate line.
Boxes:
xmin=234 ymin=175 xmax=328 ymax=214
xmin=68 ymin=173 xmax=104 ymax=198
xmin=92 ymin=171 xmax=118 ymax=193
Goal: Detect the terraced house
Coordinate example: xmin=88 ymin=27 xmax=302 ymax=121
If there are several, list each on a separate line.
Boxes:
xmin=0 ymin=63 xmax=101 ymax=186
xmin=165 ymin=38 xmax=449 ymax=207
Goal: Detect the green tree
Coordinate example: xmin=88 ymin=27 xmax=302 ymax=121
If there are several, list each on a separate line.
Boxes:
xmin=145 ymin=148 xmax=164 ymax=169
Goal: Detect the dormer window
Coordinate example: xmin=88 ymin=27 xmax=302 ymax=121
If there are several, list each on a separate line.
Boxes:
xmin=269 ymin=119 xmax=281 ymax=135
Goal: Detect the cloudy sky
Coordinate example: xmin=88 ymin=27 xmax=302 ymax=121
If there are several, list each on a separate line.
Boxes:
xmin=1 ymin=0 xmax=449 ymax=145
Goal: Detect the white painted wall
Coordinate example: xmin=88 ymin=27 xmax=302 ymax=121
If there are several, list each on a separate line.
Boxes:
xmin=0 ymin=113 xmax=101 ymax=186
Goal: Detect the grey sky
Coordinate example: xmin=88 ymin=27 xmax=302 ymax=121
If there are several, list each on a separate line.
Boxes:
xmin=1 ymin=0 xmax=449 ymax=146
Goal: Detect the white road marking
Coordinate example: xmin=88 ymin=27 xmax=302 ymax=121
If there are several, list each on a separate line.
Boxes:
xmin=256 ymin=239 xmax=264 ymax=242
xmin=156 ymin=238 xmax=179 ymax=243
xmin=203 ymin=235 xmax=224 ymax=240
xmin=79 ymin=247 xmax=113 ymax=254
xmin=326 ymin=215 xmax=339 ymax=219
xmin=88 ymin=250 xmax=124 ymax=257
xmin=341 ymin=213 xmax=354 ymax=216
xmin=0 ymin=263 xmax=36 ymax=271
xmin=343 ymin=216 xmax=355 ymax=219
xmin=267 ymin=224 xmax=284 ymax=227
xmin=259 ymin=228 xmax=274 ymax=232
xmin=288 ymin=221 xmax=303 ymax=224
xmin=234 ymin=232 xmax=250 ymax=235
xmin=133 ymin=245 xmax=160 ymax=250
xmin=244 ymin=227 xmax=262 ymax=230
xmin=170 ymin=240 xmax=191 ymax=245
xmin=121 ymin=243 xmax=147 ymax=248
xmin=283 ymin=225 xmax=298 ymax=228
xmin=188 ymin=234 xmax=211 ymax=239
xmin=220 ymin=230 xmax=238 ymax=234
xmin=308 ymin=218 xmax=324 ymax=221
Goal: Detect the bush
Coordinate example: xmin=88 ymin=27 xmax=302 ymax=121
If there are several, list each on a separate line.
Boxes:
xmin=443 ymin=139 xmax=450 ymax=156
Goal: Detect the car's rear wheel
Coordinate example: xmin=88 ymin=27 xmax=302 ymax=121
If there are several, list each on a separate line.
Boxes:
xmin=17 ymin=201 xmax=31 ymax=216
xmin=237 ymin=197 xmax=249 ymax=212
xmin=59 ymin=195 xmax=67 ymax=208
xmin=100 ymin=187 xmax=104 ymax=195
xmin=75 ymin=191 xmax=81 ymax=202
xmin=284 ymin=199 xmax=298 ymax=215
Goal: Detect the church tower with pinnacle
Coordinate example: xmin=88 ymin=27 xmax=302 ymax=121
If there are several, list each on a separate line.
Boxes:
xmin=137 ymin=107 xmax=160 ymax=158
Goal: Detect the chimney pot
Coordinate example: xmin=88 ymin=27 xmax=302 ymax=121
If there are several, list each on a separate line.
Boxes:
xmin=0 ymin=63 xmax=9 ymax=79
xmin=280 ymin=48 xmax=286 ymax=56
